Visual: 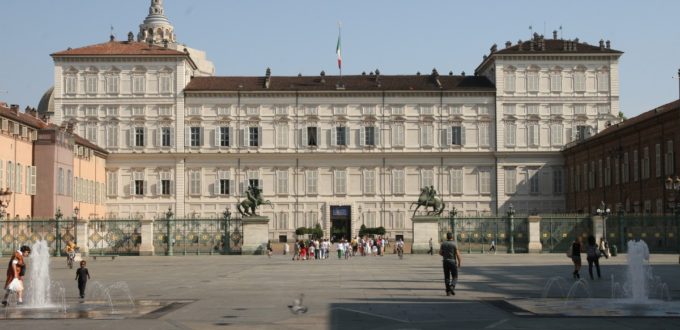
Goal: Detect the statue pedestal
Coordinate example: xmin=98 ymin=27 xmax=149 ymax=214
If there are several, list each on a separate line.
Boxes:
xmin=527 ymin=216 xmax=542 ymax=253
xmin=411 ymin=215 xmax=440 ymax=254
xmin=241 ymin=216 xmax=270 ymax=255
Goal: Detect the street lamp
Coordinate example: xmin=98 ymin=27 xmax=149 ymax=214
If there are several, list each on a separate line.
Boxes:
xmin=665 ymin=176 xmax=680 ymax=215
xmin=507 ymin=203 xmax=515 ymax=254
xmin=73 ymin=206 xmax=80 ymax=245
xmin=222 ymin=206 xmax=232 ymax=254
xmin=165 ymin=206 xmax=174 ymax=256
xmin=595 ymin=201 xmax=611 ymax=241
xmin=55 ymin=207 xmax=63 ymax=257
xmin=448 ymin=207 xmax=457 ymax=240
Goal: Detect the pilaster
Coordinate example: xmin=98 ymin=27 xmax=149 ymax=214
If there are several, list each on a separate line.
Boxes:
xmin=527 ymin=215 xmax=542 ymax=253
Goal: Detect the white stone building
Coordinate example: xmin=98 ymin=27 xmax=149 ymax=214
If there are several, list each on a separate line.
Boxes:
xmin=40 ymin=1 xmax=622 ymax=241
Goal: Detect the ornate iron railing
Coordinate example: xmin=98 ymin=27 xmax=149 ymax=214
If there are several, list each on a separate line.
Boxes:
xmin=88 ymin=220 xmax=141 ymax=255
xmin=438 ymin=216 xmax=529 ymax=253
xmin=606 ymin=214 xmax=679 ymax=253
xmin=539 ymin=215 xmax=592 ymax=253
xmin=152 ymin=218 xmax=243 ymax=255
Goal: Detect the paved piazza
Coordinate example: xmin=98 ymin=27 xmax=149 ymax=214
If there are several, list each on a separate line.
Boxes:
xmin=2 ymin=253 xmax=680 ymax=329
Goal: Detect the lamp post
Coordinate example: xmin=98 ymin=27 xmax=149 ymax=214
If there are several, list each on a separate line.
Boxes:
xmin=55 ymin=207 xmax=63 ymax=257
xmin=165 ymin=206 xmax=174 ymax=256
xmin=595 ymin=200 xmax=611 ymax=242
xmin=664 ymin=176 xmax=680 ymax=255
xmin=448 ymin=207 xmax=457 ymax=240
xmin=222 ymin=207 xmax=232 ymax=254
xmin=507 ymin=204 xmax=515 ymax=254
xmin=0 ymin=188 xmax=12 ymax=257
xmin=73 ymin=206 xmax=80 ymax=244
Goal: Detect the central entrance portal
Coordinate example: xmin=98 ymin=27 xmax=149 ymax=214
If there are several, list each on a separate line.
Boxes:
xmin=330 ymin=205 xmax=351 ymax=242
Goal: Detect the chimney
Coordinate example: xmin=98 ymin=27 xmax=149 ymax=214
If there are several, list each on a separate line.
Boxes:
xmin=529 ymin=40 xmax=535 ymax=51
xmin=449 ymin=71 xmax=453 ymax=76
xmin=110 ymin=34 xmax=115 ymax=42
xmin=490 ymin=43 xmax=497 ymax=53
xmin=461 ymin=71 xmax=466 ymax=76
xmin=375 ymin=69 xmax=380 ymax=76
xmin=505 ymin=41 xmax=512 ymax=48
xmin=517 ymin=39 xmax=523 ymax=51
xmin=319 ymin=70 xmax=325 ymax=84
xmin=599 ymin=39 xmax=605 ymax=50
xmin=9 ymin=104 xmax=19 ymax=113
xmin=553 ymin=30 xmax=558 ymax=40
xmin=563 ymin=40 xmax=568 ymax=51
xmin=264 ymin=67 xmax=272 ymax=88
xmin=606 ymin=40 xmax=611 ymax=49
xmin=127 ymin=31 xmax=134 ymax=42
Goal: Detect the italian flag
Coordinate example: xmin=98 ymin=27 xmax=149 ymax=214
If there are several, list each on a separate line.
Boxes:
xmin=336 ymin=32 xmax=342 ymax=70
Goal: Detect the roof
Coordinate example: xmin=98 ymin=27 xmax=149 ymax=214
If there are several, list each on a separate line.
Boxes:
xmin=0 ymin=104 xmax=47 ymax=129
xmin=38 ymin=87 xmax=54 ymax=114
xmin=51 ymin=40 xmax=189 ymax=57
xmin=43 ymin=124 xmax=109 ymax=156
xmin=184 ymin=74 xmax=495 ymax=92
xmin=563 ymin=99 xmax=680 ymax=151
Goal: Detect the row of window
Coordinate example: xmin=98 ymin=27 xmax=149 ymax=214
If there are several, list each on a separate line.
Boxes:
xmin=504 ymin=123 xmax=593 ymax=147
xmin=571 ymin=140 xmax=675 ymax=192
xmin=110 ymin=168 xmax=500 ymax=197
xmin=0 ymin=118 xmax=38 ymax=141
xmin=63 ymin=71 xmax=173 ymax=95
xmin=503 ymin=70 xmax=609 ymax=93
xmin=0 ymin=161 xmax=36 ymax=195
xmin=504 ymin=168 xmax=564 ymax=195
xmin=55 ymin=167 xmax=105 ymax=205
xmin=184 ymin=104 xmax=492 ymax=117
xmin=270 ymin=211 xmax=408 ymax=230
xmin=63 ymin=105 xmax=175 ymax=118
xmin=502 ymin=104 xmax=611 ymax=116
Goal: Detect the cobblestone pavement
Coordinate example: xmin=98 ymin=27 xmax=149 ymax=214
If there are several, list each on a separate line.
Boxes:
xmin=1 ymin=252 xmax=679 ymax=329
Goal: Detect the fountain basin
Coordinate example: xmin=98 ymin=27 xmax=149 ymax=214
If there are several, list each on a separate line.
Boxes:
xmin=0 ymin=299 xmax=193 ymax=320
xmin=503 ymin=298 xmax=680 ymax=317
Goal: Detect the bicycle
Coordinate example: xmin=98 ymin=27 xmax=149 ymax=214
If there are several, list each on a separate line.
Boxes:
xmin=67 ymin=251 xmax=76 ymax=269
xmin=397 ymin=246 xmax=404 ymax=259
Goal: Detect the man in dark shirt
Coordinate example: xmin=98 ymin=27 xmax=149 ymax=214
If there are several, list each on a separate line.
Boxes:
xmin=439 ymin=232 xmax=462 ymax=296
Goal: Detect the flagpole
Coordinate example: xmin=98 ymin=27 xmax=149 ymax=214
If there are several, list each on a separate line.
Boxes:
xmin=338 ymin=22 xmax=342 ymax=81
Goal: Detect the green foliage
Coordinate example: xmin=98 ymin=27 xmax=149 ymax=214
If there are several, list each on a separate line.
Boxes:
xmin=295 ymin=224 xmax=324 ymax=239
xmin=358 ymin=225 xmax=386 ymax=237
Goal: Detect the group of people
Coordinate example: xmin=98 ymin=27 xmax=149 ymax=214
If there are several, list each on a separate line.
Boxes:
xmin=569 ymin=236 xmax=611 ymax=280
xmin=3 ymin=243 xmax=91 ymax=307
xmin=285 ymin=236 xmax=406 ymax=260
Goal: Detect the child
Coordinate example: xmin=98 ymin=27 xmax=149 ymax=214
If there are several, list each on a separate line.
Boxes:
xmin=75 ymin=260 xmax=91 ymax=299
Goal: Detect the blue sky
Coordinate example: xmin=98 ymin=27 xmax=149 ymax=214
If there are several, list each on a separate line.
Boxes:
xmin=0 ymin=0 xmax=678 ymax=118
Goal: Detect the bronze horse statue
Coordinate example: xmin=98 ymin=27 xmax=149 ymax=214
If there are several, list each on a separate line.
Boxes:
xmin=409 ymin=187 xmax=445 ymax=217
xmin=237 ymin=186 xmax=273 ymax=216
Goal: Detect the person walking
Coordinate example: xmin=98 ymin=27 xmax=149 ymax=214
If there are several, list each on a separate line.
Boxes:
xmin=75 ymin=260 xmax=91 ymax=299
xmin=439 ymin=232 xmax=462 ymax=296
xmin=284 ymin=242 xmax=289 ymax=256
xmin=428 ymin=238 xmax=434 ymax=255
xmin=2 ymin=245 xmax=31 ymax=306
xmin=569 ymin=238 xmax=583 ymax=279
xmin=489 ymin=240 xmax=496 ymax=254
xmin=586 ymin=235 xmax=601 ymax=280
xmin=598 ymin=237 xmax=610 ymax=259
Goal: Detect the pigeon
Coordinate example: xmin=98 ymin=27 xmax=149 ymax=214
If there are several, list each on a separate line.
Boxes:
xmin=287 ymin=293 xmax=308 ymax=314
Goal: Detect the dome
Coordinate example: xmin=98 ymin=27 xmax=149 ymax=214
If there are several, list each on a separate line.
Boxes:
xmin=37 ymin=86 xmax=54 ymax=115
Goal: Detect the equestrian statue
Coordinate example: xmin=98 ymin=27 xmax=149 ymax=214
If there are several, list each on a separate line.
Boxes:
xmin=410 ymin=185 xmax=445 ymax=217
xmin=237 ymin=184 xmax=273 ymax=217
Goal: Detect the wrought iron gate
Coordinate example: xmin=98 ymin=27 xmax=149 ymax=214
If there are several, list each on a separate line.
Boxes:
xmin=153 ymin=218 xmax=243 ymax=255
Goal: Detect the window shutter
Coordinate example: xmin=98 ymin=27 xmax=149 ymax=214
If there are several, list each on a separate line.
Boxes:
xmin=156 ymin=127 xmax=161 ymax=147
xmin=257 ymin=127 xmax=262 ymax=147
xmin=301 ymin=127 xmax=308 ymax=147
xmin=129 ymin=176 xmax=134 ymax=195
xmin=170 ymin=127 xmax=175 ymax=147
xmin=316 ymin=127 xmax=321 ymax=146
xmin=128 ymin=129 xmax=134 ymax=147
xmin=445 ymin=127 xmax=452 ymax=146
xmin=143 ymin=179 xmax=148 ymax=196
xmin=391 ymin=126 xmax=397 ymax=147
xmin=331 ymin=125 xmax=337 ymax=146
xmin=228 ymin=127 xmax=234 ymax=148
xmin=242 ymin=128 xmax=249 ymax=147
xmin=199 ymin=127 xmax=205 ymax=146
xmin=345 ymin=127 xmax=351 ymax=146
xmin=229 ymin=180 xmax=235 ymax=196
xmin=214 ymin=177 xmax=220 ymax=195
xmin=143 ymin=127 xmax=148 ymax=147
xmin=359 ymin=126 xmax=365 ymax=147
xmin=156 ymin=176 xmax=162 ymax=195
xmin=374 ymin=126 xmax=380 ymax=146
xmin=185 ymin=127 xmax=190 ymax=147
xmin=240 ymin=181 xmax=246 ymax=196
xmin=258 ymin=179 xmax=264 ymax=192
xmin=566 ymin=127 xmax=573 ymax=143
xmin=461 ymin=127 xmax=466 ymax=146
xmin=214 ymin=127 xmax=220 ymax=147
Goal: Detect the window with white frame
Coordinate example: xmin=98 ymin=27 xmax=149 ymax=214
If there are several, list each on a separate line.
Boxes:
xmin=133 ymin=171 xmax=145 ymax=196
xmin=106 ymin=106 xmax=118 ymax=117
xmin=63 ymin=105 xmax=77 ymax=117
xmin=526 ymin=104 xmax=539 ymax=115
xmin=477 ymin=105 xmax=489 ymax=115
xmin=276 ymin=169 xmax=288 ymax=194
xmin=188 ymin=169 xmax=201 ymax=196
xmin=189 ymin=126 xmax=202 ymax=147
xmin=421 ymin=169 xmax=434 ymax=188
xmin=450 ymin=125 xmax=464 ymax=146
xmin=85 ymin=75 xmax=97 ymax=94
xmin=505 ymin=122 xmax=516 ymax=147
xmin=242 ymin=126 xmax=260 ymax=147
xmin=5 ymin=161 xmax=13 ymax=191
xmin=527 ymin=122 xmax=539 ymax=147
xmin=303 ymin=126 xmax=320 ymax=147
xmin=15 ymin=164 xmax=22 ymax=194
xmin=363 ymin=211 xmax=377 ymax=227
xmin=85 ymin=106 xmax=98 ymax=117
xmin=362 ymin=105 xmax=376 ymax=116
xmin=246 ymin=170 xmax=261 ymax=192
xmin=574 ymin=104 xmax=586 ymax=115
xmin=187 ymin=106 xmax=201 ymax=116
xmin=420 ymin=105 xmax=434 ymax=116
xmin=218 ymin=105 xmax=231 ymax=116
xmin=28 ymin=166 xmax=36 ymax=195
xmin=394 ymin=212 xmax=405 ymax=229
xmin=64 ymin=75 xmax=77 ymax=94
xmin=449 ymin=105 xmax=462 ymax=115
xmin=132 ymin=106 xmax=144 ymax=116
xmin=550 ymin=123 xmax=563 ymax=146
xmin=553 ymin=167 xmax=563 ymax=194
xmin=504 ymin=72 xmax=516 ymax=92
xmin=550 ymin=104 xmax=563 ymax=115
xmin=105 ymin=124 xmax=118 ymax=147
xmin=330 ymin=105 xmax=346 ymax=116
xmin=392 ymin=169 xmax=405 ymax=194
xmin=57 ymin=167 xmax=64 ymax=195
xmin=159 ymin=74 xmax=173 ymax=94
xmin=107 ymin=171 xmax=118 ymax=196
xmin=134 ymin=127 xmax=146 ymax=147
xmin=306 ymin=169 xmax=318 ymax=195
xmin=420 ymin=124 xmax=433 ymax=147
xmin=364 ymin=169 xmax=376 ymax=194
xmin=505 ymin=168 xmax=517 ymax=194
xmin=504 ymin=104 xmax=516 ymax=115
xmin=526 ymin=72 xmax=539 ymax=92
xmin=478 ymin=123 xmax=490 ymax=147
xmin=450 ymin=168 xmax=463 ymax=194
xmin=277 ymin=212 xmax=289 ymax=230
xmin=655 ymin=143 xmax=661 ymax=177
xmin=132 ymin=75 xmax=146 ymax=94
xmin=105 ymin=74 xmax=119 ymax=94
xmin=246 ymin=106 xmax=259 ymax=116
xmin=573 ymin=72 xmax=586 ymax=92
xmin=390 ymin=106 xmax=404 ymax=116
xmin=391 ymin=124 xmax=404 ymax=147
xmin=479 ymin=169 xmax=491 ymax=194
xmin=361 ymin=126 xmax=378 ymax=147
xmin=666 ymin=140 xmax=674 ymax=175
xmin=305 ymin=106 xmax=318 ymax=116
xmin=597 ymin=104 xmax=610 ymax=115
xmin=334 ymin=169 xmax=347 ymax=195
xmin=333 ymin=125 xmax=349 ymax=146
xmin=215 ymin=170 xmax=231 ymax=196
xmin=160 ymin=127 xmax=172 ymax=147
xmin=217 ymin=126 xmax=231 ymax=147
xmin=597 ymin=71 xmax=609 ymax=92
xmin=550 ymin=72 xmax=562 ymax=92
xmin=275 ymin=124 xmax=288 ymax=148
xmin=159 ymin=171 xmax=172 ymax=195
xmin=529 ymin=168 xmax=539 ymax=194
xmin=86 ymin=124 xmax=98 ymax=143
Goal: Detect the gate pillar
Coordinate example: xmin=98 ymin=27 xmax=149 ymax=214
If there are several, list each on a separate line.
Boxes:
xmin=76 ymin=218 xmax=89 ymax=256
xmin=527 ymin=216 xmax=542 ymax=253
xmin=139 ymin=219 xmax=155 ymax=256
xmin=592 ymin=216 xmax=605 ymax=244
xmin=242 ymin=216 xmax=270 ymax=255
xmin=412 ymin=215 xmax=439 ymax=254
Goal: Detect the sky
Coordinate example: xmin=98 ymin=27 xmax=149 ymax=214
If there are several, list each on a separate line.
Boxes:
xmin=0 ymin=0 xmax=678 ymax=118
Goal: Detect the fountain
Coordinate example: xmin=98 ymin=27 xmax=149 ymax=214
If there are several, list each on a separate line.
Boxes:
xmin=27 ymin=240 xmax=53 ymax=308
xmin=504 ymin=240 xmax=679 ymax=317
